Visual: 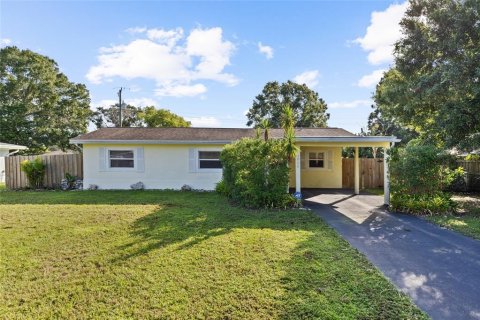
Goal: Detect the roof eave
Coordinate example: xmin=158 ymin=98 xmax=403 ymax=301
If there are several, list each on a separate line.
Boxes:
xmin=0 ymin=144 xmax=28 ymax=150
xmin=295 ymin=136 xmax=401 ymax=143
xmin=71 ymin=136 xmax=401 ymax=145
xmin=70 ymin=139 xmax=234 ymax=145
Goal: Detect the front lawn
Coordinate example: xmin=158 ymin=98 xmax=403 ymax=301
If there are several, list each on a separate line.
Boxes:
xmin=426 ymin=193 xmax=480 ymax=240
xmin=0 ymin=190 xmax=426 ymax=319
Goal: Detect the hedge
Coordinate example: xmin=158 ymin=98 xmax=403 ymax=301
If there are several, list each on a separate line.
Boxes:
xmin=217 ymin=138 xmax=295 ymax=208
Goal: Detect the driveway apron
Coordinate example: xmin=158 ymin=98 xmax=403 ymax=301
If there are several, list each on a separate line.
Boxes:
xmin=304 ymin=190 xmax=480 ymax=320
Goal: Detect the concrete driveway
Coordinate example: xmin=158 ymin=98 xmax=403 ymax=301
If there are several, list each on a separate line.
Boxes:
xmin=303 ymin=189 xmax=480 ymax=320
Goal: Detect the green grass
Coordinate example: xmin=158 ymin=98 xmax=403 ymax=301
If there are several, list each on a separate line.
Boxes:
xmin=0 ymin=182 xmax=5 ymax=191
xmin=427 ymin=193 xmax=480 ymax=240
xmin=365 ymin=188 xmax=384 ymax=196
xmin=0 ymin=190 xmax=427 ymax=319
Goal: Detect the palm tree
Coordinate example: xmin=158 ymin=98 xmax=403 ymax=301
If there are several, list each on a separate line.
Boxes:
xmin=281 ymin=104 xmax=299 ymax=162
xmin=259 ymin=118 xmax=271 ymax=141
xmin=280 ymin=104 xmax=295 ymax=132
xmin=284 ymin=127 xmax=299 ymax=162
xmin=281 ymin=105 xmax=300 ymax=193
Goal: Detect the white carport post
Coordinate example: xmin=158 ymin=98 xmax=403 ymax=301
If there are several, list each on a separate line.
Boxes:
xmin=354 ymin=146 xmax=360 ymax=195
xmin=384 ymin=145 xmax=390 ymax=205
xmin=295 ymin=152 xmax=301 ymax=193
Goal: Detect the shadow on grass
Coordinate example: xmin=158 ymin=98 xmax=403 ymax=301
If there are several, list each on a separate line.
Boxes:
xmin=0 ymin=189 xmax=213 ymax=205
xmin=278 ymin=232 xmax=427 ymax=319
xmin=106 ymin=194 xmax=425 ymax=319
xmin=0 ymin=189 xmax=426 ymax=319
xmin=111 ymin=195 xmax=319 ymax=261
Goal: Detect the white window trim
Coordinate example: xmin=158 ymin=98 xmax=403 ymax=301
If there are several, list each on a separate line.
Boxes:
xmin=306 ymin=150 xmax=330 ymax=171
xmin=197 ymin=148 xmax=222 ymax=172
xmin=106 ymin=147 xmax=137 ymax=172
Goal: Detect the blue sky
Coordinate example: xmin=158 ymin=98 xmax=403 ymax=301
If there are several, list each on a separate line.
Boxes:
xmin=1 ymin=1 xmax=407 ymax=133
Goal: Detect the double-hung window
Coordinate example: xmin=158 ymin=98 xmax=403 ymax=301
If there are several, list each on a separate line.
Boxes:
xmin=198 ymin=151 xmax=222 ymax=169
xmin=109 ymin=150 xmax=135 ymax=168
xmin=308 ymin=152 xmax=325 ymax=168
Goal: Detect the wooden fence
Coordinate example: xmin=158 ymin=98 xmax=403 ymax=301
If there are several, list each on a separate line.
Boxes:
xmin=457 ymin=160 xmax=480 ymax=174
xmin=341 ymin=159 xmax=480 ymax=191
xmin=5 ymin=153 xmax=83 ymax=189
xmin=342 ymin=158 xmax=384 ymax=189
xmin=457 ymin=160 xmax=480 ymax=191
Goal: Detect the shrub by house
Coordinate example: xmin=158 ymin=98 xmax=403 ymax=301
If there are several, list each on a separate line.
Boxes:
xmin=218 ymin=137 xmax=295 ymax=208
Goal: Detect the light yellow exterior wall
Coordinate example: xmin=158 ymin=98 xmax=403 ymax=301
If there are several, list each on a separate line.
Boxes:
xmin=289 ymin=146 xmax=343 ymax=188
xmin=82 ymin=141 xmax=389 ymax=191
xmin=83 ymin=144 xmax=224 ymax=190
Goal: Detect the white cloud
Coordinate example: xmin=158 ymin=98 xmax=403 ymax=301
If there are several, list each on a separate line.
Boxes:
xmin=357 ymin=69 xmax=386 ymax=88
xmin=329 ymin=99 xmax=372 ymax=109
xmin=186 ymin=116 xmax=220 ymax=127
xmin=87 ymin=27 xmax=237 ymax=97
xmin=186 ymin=28 xmax=237 ymax=85
xmin=257 ymin=42 xmax=274 ymax=59
xmin=155 ymin=83 xmax=207 ymax=97
xmin=92 ymin=97 xmax=157 ymax=109
xmin=293 ymin=70 xmax=320 ymax=88
xmin=1 ymin=38 xmax=11 ymax=46
xmin=354 ymin=2 xmax=408 ymax=65
xmin=127 ymin=97 xmax=158 ymax=107
xmin=146 ymin=28 xmax=184 ymax=47
xmin=126 ymin=27 xmax=147 ymax=34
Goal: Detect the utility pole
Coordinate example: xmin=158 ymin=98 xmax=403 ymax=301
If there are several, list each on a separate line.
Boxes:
xmin=117 ymin=87 xmax=123 ymax=127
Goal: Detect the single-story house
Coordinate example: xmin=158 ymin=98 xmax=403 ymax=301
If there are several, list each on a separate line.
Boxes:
xmin=71 ymin=127 xmax=400 ymax=204
xmin=0 ymin=142 xmax=27 ymax=183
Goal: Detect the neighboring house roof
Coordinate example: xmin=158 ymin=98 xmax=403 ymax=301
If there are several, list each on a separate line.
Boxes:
xmin=71 ymin=127 xmax=400 ymax=144
xmin=0 ymin=142 xmax=28 ymax=150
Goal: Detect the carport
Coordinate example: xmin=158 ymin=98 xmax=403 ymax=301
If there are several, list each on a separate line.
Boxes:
xmin=290 ymin=135 xmax=400 ymax=205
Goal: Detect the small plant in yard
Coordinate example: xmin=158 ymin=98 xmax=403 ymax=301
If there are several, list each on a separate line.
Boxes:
xmin=65 ymin=172 xmax=77 ymax=189
xmin=390 ymin=193 xmax=457 ymax=215
xmin=20 ymin=157 xmax=46 ymax=189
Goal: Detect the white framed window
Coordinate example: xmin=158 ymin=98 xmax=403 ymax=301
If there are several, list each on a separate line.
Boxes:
xmin=308 ymin=152 xmax=325 ymax=168
xmin=99 ymin=147 xmax=144 ymax=172
xmin=198 ymin=150 xmax=222 ymax=170
xmin=108 ymin=149 xmax=135 ymax=169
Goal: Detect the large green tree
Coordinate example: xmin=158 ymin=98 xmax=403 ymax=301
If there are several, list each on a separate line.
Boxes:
xmin=0 ymin=46 xmax=91 ymax=153
xmin=140 ymin=106 xmax=191 ymax=127
xmin=246 ymin=80 xmax=329 ymax=128
xmin=374 ymin=0 xmax=480 ymax=150
xmin=367 ymin=101 xmax=418 ymax=147
xmin=91 ymin=105 xmax=191 ymax=128
xmin=91 ymin=104 xmax=143 ymax=128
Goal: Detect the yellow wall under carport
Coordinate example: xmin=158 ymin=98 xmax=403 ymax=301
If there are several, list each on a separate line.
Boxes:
xmin=289 ymin=141 xmax=390 ymax=189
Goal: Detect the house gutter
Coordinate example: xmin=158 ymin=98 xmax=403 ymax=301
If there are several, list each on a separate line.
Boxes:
xmin=70 ymin=139 xmax=235 ymax=145
xmin=70 ymin=136 xmax=400 ymax=145
xmin=295 ymin=136 xmax=401 ymax=143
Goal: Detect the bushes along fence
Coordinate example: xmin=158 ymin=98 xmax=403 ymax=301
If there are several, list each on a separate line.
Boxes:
xmin=4 ymin=153 xmax=83 ymax=189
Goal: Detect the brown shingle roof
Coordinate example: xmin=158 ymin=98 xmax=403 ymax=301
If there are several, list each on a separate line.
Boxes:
xmin=71 ymin=127 xmax=356 ymax=143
